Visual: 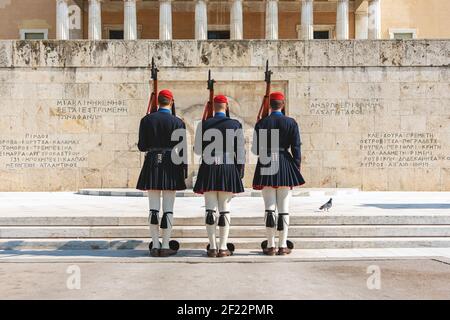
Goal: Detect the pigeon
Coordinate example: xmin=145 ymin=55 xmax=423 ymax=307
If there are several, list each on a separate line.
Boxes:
xmin=319 ymin=198 xmax=332 ymax=211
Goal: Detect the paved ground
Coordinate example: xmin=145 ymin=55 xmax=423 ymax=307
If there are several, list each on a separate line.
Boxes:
xmin=1 ymin=191 xmax=450 ymax=299
xmin=1 ymin=258 xmax=450 ymax=299
xmin=1 ymin=191 xmax=450 ymax=218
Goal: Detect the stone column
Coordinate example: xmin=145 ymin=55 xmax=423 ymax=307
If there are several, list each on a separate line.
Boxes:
xmin=195 ymin=0 xmax=208 ymax=40
xmin=230 ymin=0 xmax=243 ymax=40
xmin=159 ymin=0 xmax=172 ymax=40
xmin=56 ymin=0 xmax=70 ymax=40
xmin=355 ymin=10 xmax=368 ymax=39
xmin=88 ymin=0 xmax=102 ymax=40
xmin=368 ymin=0 xmax=381 ymax=39
xmin=124 ymin=0 xmax=137 ymax=40
xmin=300 ymin=0 xmax=313 ymax=40
xmin=336 ymin=0 xmax=349 ymax=40
xmin=265 ymin=0 xmax=278 ymax=40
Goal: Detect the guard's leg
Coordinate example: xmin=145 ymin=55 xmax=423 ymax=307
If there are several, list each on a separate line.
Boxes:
xmin=159 ymin=190 xmax=177 ymax=257
xmin=147 ymin=190 xmax=161 ymax=257
xmin=276 ymin=187 xmax=292 ymax=255
xmin=204 ymin=191 xmax=219 ymax=257
xmin=261 ymin=187 xmax=277 ymax=255
xmin=217 ymin=192 xmax=233 ymax=257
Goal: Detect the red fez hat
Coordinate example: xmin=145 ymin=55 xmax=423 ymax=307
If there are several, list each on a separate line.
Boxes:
xmin=213 ymin=95 xmax=228 ymax=104
xmin=158 ymin=89 xmax=173 ymax=100
xmin=269 ymin=92 xmax=285 ymax=101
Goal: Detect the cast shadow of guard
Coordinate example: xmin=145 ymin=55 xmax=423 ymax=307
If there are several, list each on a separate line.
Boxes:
xmin=359 ymin=203 xmax=450 ymax=209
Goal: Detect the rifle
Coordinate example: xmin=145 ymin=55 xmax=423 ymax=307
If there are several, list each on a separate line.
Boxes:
xmin=257 ymin=60 xmax=272 ymax=121
xmin=146 ymin=57 xmax=159 ymax=114
xmin=202 ymin=70 xmax=215 ymax=121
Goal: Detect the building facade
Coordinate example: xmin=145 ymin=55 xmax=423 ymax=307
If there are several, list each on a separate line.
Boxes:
xmin=1 ymin=0 xmax=449 ymax=41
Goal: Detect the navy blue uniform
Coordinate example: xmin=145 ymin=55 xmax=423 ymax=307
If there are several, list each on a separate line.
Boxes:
xmin=136 ymin=109 xmax=187 ymax=191
xmin=252 ymin=111 xmax=305 ymax=189
xmin=194 ymin=112 xmax=245 ymax=194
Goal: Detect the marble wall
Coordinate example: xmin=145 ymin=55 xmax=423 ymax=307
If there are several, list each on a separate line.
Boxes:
xmin=0 ymin=40 xmax=449 ymax=191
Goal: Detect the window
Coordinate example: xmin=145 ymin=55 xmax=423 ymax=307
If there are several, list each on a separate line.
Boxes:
xmin=208 ymin=25 xmax=230 ymax=40
xmin=389 ymin=28 xmax=417 ymax=40
xmin=109 ymin=30 xmax=124 ymax=39
xmin=103 ymin=24 xmax=142 ymax=39
xmin=314 ymin=31 xmax=330 ymax=39
xmin=20 ymin=29 xmax=48 ymax=40
xmin=207 ymin=30 xmax=230 ymax=40
xmin=296 ymin=25 xmax=335 ymax=39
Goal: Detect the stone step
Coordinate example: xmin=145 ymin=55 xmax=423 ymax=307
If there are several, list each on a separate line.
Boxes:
xmin=2 ymin=237 xmax=450 ymax=250
xmin=2 ymin=225 xmax=450 ymax=238
xmin=2 ymin=215 xmax=450 ymax=226
xmin=78 ymin=188 xmax=359 ymax=198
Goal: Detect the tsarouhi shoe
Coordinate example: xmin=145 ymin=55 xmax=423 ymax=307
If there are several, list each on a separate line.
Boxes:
xmin=207 ymin=249 xmax=218 ymax=257
xmin=218 ymin=249 xmax=232 ymax=257
xmin=263 ymin=247 xmax=277 ymax=256
xmin=159 ymin=248 xmax=178 ymax=257
xmin=150 ymin=248 xmax=160 ymax=257
xmin=277 ymin=247 xmax=292 ymax=255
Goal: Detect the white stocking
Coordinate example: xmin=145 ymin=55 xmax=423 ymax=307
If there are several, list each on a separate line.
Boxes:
xmin=262 ymin=187 xmax=277 ymax=248
xmin=276 ymin=188 xmax=292 ymax=248
xmin=218 ymin=192 xmax=232 ymax=251
xmin=161 ymin=190 xmax=176 ymax=249
xmin=148 ymin=190 xmax=161 ymax=249
xmin=204 ymin=192 xmax=219 ymax=250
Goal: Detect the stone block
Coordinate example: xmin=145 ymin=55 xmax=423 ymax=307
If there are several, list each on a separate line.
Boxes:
xmin=400 ymin=83 xmax=439 ymax=99
xmin=277 ymin=41 xmax=305 ymax=67
xmin=113 ymin=83 xmax=146 ymax=100
xmin=199 ymin=41 xmax=251 ymax=67
xmin=427 ymin=40 xmax=450 ymax=66
xmin=12 ymin=41 xmax=40 ymax=67
xmin=64 ymin=41 xmax=93 ymax=67
xmin=114 ymin=41 xmax=149 ymax=67
xmin=101 ymin=168 xmax=128 ymax=188
xmin=403 ymin=40 xmax=428 ymax=66
xmin=329 ymin=41 xmax=354 ymax=66
xmin=379 ymin=40 xmax=405 ymax=66
xmin=362 ymin=168 xmax=388 ymax=191
xmin=249 ymin=40 xmax=278 ymax=67
xmin=307 ymin=40 xmax=329 ymax=66
xmin=39 ymin=41 xmax=66 ymax=67
xmin=400 ymin=115 xmax=427 ymax=132
xmin=0 ymin=41 xmax=12 ymax=67
xmin=354 ymin=40 xmax=379 ymax=66
xmin=90 ymin=41 xmax=115 ymax=67
xmin=349 ymin=83 xmax=400 ymax=100
xmin=148 ymin=41 xmax=172 ymax=67
xmin=336 ymin=167 xmax=362 ymax=188
xmin=172 ymin=41 xmax=199 ymax=67
xmin=101 ymin=133 xmax=130 ymax=151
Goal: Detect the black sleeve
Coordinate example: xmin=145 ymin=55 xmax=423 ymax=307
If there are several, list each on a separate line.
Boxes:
xmin=235 ymin=122 xmax=246 ymax=179
xmin=251 ymin=123 xmax=259 ymax=156
xmin=137 ymin=118 xmax=148 ymax=152
xmin=179 ymin=121 xmax=188 ymax=178
xmin=290 ymin=120 xmax=301 ymax=168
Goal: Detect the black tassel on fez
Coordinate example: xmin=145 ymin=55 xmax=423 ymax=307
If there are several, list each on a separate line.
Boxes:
xmin=218 ymin=212 xmax=229 ymax=227
xmin=150 ymin=210 xmax=159 ymax=225
xmin=205 ymin=210 xmax=216 ymax=225
xmin=160 ymin=212 xmax=172 ymax=229
xmin=265 ymin=210 xmax=276 ymax=228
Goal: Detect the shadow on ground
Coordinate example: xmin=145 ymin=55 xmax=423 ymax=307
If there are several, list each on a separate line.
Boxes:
xmin=359 ymin=203 xmax=450 ymax=209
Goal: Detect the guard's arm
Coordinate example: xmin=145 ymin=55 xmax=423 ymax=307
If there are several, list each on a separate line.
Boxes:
xmin=291 ymin=121 xmax=302 ymax=169
xmin=137 ymin=118 xmax=149 ymax=152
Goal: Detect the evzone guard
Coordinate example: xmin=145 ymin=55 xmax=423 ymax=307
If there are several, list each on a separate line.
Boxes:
xmin=252 ymin=61 xmax=305 ymax=256
xmin=136 ymin=59 xmax=187 ymax=257
xmin=193 ymin=71 xmax=245 ymax=258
